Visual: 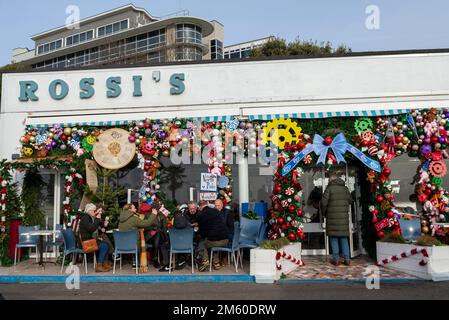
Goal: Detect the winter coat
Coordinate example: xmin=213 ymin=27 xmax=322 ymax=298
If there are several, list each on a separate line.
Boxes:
xmin=320 ymin=178 xmax=352 ymax=237
xmin=79 ymin=214 xmax=101 ymax=241
xmin=220 ymin=208 xmax=234 ymax=236
xmin=197 ymin=207 xmax=229 ymax=241
xmin=118 ymin=209 xmax=159 ymax=232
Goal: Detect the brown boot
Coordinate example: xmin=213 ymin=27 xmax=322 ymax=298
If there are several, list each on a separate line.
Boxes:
xmin=344 ymin=260 xmax=351 ymax=266
xmin=95 ymin=263 xmax=109 ymax=272
xmin=103 ymin=260 xmax=112 ymax=268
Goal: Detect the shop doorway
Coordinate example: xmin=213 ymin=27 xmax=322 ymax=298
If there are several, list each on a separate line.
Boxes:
xmin=300 ymin=164 xmax=362 ymax=257
xmin=37 ymin=170 xmax=63 ymax=258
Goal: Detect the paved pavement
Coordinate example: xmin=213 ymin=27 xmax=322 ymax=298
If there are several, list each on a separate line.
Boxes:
xmin=1 ymin=281 xmax=448 ymax=300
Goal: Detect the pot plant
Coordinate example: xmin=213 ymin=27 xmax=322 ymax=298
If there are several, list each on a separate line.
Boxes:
xmin=376 ymin=233 xmax=449 ymax=281
xmin=249 ymin=237 xmax=302 ymax=283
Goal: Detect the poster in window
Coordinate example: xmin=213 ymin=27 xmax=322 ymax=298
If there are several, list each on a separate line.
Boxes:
xmin=200 ymin=173 xmax=217 ymax=192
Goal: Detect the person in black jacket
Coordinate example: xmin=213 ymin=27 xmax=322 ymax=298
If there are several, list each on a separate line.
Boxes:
xmin=79 ymin=203 xmax=111 ymax=272
xmin=197 ymin=201 xmax=229 ymax=271
xmin=214 ymin=199 xmax=234 ymax=241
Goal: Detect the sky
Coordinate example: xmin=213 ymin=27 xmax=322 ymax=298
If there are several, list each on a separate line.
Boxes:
xmin=1 ymin=0 xmax=449 ymax=66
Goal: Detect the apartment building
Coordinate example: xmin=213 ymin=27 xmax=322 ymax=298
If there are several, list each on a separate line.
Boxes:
xmin=12 ymin=4 xmax=224 ymax=69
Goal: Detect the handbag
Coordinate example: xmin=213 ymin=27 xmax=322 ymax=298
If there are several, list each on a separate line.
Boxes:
xmin=80 ymin=237 xmax=98 ymax=254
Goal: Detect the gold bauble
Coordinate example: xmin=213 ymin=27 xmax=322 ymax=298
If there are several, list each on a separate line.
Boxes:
xmin=63 ymin=128 xmax=72 ymax=136
xmin=422 ymin=226 xmax=429 ymax=234
xmin=162 ymin=150 xmax=170 ymax=157
xmin=47 ymin=132 xmax=54 ymax=139
xmin=29 ymin=136 xmax=36 ymax=143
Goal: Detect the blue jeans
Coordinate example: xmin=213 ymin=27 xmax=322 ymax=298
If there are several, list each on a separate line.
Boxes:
xmin=329 ymin=236 xmax=350 ymax=261
xmin=97 ymin=241 xmax=110 ymax=263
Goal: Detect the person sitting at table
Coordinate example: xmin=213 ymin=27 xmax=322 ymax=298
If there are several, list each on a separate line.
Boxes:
xmin=197 ymin=200 xmax=229 ymax=271
xmin=118 ymin=202 xmax=160 ymax=267
xmin=79 ymin=203 xmax=111 ymax=272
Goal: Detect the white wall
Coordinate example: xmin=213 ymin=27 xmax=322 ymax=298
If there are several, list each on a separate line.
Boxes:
xmin=2 ymin=52 xmax=449 ymax=160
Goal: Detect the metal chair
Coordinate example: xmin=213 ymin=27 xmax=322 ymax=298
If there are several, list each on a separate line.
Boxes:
xmin=14 ymin=225 xmax=40 ymax=265
xmin=113 ymin=230 xmax=139 ymax=274
xmin=210 ymin=226 xmax=241 ymax=272
xmin=60 ymin=228 xmax=94 ymax=274
xmin=46 ymin=224 xmax=63 ymax=257
xmin=168 ymin=227 xmax=194 ymax=274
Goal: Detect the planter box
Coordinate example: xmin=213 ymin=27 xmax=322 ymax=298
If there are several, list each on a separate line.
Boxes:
xmin=250 ymin=243 xmax=301 ymax=283
xmin=376 ymin=241 xmax=449 ymax=281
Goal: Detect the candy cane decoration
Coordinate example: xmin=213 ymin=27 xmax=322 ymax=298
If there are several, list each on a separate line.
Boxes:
xmin=276 ymin=250 xmax=305 ymax=270
xmin=376 ymin=248 xmax=429 ymax=267
xmin=0 ymin=178 xmax=7 ymax=213
xmin=63 ymin=170 xmax=84 ymax=227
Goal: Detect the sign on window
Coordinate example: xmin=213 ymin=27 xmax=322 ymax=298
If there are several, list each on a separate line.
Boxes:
xmin=200 ymin=173 xmax=217 ymax=192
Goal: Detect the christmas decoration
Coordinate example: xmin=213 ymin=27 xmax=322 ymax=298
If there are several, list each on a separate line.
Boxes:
xmin=275 ymin=250 xmax=305 ymax=270
xmin=376 ymin=247 xmax=429 ymax=267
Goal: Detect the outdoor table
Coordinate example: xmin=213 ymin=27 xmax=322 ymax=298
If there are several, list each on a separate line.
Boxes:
xmin=22 ymin=230 xmax=56 ymax=267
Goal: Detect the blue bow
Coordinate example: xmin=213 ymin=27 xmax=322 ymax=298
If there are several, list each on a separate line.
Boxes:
xmin=313 ymin=133 xmax=347 ymax=165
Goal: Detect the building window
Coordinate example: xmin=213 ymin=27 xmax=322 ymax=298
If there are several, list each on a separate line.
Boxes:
xmin=37 ymin=39 xmax=62 ymax=55
xmin=97 ymin=19 xmax=129 ymax=38
xmin=175 ymin=47 xmax=202 ymax=61
xmin=148 ymin=51 xmax=165 ymax=64
xmin=66 ymin=30 xmax=94 ymax=47
xmin=176 ymin=24 xmax=202 ymax=45
xmin=210 ymin=39 xmax=223 ymax=60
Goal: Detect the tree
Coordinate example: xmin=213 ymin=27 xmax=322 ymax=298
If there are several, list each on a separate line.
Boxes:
xmin=160 ymin=165 xmax=186 ymax=204
xmin=21 ymin=170 xmax=45 ymax=227
xmin=83 ymin=167 xmax=126 ymax=228
xmin=250 ymin=37 xmax=351 ymax=58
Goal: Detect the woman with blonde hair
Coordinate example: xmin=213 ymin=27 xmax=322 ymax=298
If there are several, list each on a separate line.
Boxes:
xmin=79 ymin=203 xmax=111 ymax=272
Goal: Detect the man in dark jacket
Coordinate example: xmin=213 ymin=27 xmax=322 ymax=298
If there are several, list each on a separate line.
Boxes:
xmin=197 ymin=201 xmax=229 ymax=271
xmin=214 ymin=199 xmax=234 ymax=241
xmin=321 ymin=174 xmax=352 ymax=266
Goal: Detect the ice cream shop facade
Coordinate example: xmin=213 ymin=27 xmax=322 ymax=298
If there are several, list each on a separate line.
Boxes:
xmin=1 ymin=49 xmax=449 ymax=264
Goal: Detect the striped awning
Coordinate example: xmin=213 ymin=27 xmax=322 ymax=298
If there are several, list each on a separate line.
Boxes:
xmin=28 ymin=115 xmax=235 ymax=129
xmin=248 ymin=108 xmax=412 ymax=121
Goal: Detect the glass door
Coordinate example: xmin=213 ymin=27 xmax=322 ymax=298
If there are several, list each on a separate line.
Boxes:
xmin=39 ymin=170 xmax=62 ymax=257
xmin=300 ymin=167 xmax=328 ymax=255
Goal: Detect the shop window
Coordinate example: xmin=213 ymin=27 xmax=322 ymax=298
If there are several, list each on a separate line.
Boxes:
xmin=388 ymin=156 xmax=421 ymax=214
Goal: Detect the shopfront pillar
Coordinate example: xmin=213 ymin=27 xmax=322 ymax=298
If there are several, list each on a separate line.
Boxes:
xmin=238 ymin=157 xmax=249 ymax=210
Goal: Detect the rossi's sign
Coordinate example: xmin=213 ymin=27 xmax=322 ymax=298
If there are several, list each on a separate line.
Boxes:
xmin=18 ymin=73 xmax=185 ymax=102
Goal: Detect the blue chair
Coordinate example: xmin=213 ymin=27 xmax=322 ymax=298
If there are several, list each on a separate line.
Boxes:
xmin=210 ymin=225 xmax=241 ymax=272
xmin=60 ymin=228 xmax=93 ymax=274
xmin=113 ymin=230 xmax=138 ymax=274
xmin=46 ymin=224 xmax=63 ymax=256
xmin=14 ymin=225 xmax=40 ymax=265
xmin=238 ymin=218 xmax=264 ymax=268
xmin=168 ymin=227 xmax=194 ymax=274
xmin=399 ymin=218 xmax=421 ymax=242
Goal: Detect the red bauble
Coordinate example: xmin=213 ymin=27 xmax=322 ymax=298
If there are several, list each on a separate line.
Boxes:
xmin=277 ymin=218 xmax=284 ymax=224
xmin=425 ymin=188 xmax=432 ymax=196
xmin=274 ymin=185 xmax=282 ymax=194
xmin=387 ymin=211 xmax=394 ymax=218
xmin=324 ymin=136 xmax=332 ymax=145
xmin=144 ymin=123 xmax=151 ymax=129
xmin=296 ymin=209 xmax=303 ymax=216
xmin=377 ymin=231 xmax=385 ymax=238
xmin=376 ymin=195 xmax=384 ymax=203
xmin=144 ymin=164 xmax=150 ymax=171
xmin=432 ymin=136 xmax=439 ymax=144
xmin=372 ymin=217 xmax=378 ymax=223
xmin=289 ymin=205 xmax=296 ymax=213
xmin=372 ymin=209 xmax=379 ymax=215
xmin=383 ymin=168 xmax=391 ymax=176
xmin=292 ymin=144 xmax=298 ymax=151
xmin=288 ymin=233 xmax=296 ymax=241
xmin=298 ymin=141 xmax=306 ymax=150
xmin=282 ymin=223 xmax=290 ymax=230
xmin=60 ymin=134 xmax=67 ymax=141
xmin=395 ymin=136 xmax=403 ymax=144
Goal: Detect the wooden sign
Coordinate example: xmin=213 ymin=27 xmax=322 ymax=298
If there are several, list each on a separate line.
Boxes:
xmin=93 ymin=128 xmax=136 ymax=169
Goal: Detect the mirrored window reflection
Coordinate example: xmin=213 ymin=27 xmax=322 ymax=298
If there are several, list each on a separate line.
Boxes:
xmin=40 ymin=174 xmax=55 ymax=230
xmin=388 ymin=156 xmax=420 ymax=214
xmin=248 ymin=164 xmax=272 ymax=203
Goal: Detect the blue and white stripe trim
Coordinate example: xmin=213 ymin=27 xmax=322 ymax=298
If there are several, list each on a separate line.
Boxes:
xmin=28 ymin=115 xmax=234 ymax=129
xmin=248 ymin=109 xmax=412 ymax=121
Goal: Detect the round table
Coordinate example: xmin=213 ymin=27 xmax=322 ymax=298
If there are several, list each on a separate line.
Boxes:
xmin=23 ymin=230 xmax=57 ymax=267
